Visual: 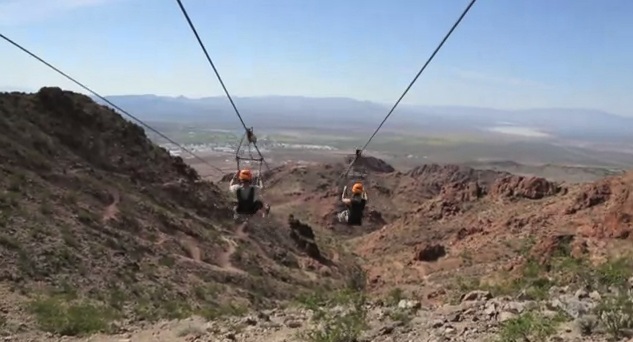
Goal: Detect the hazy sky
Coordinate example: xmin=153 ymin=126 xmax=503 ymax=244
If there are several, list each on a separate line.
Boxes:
xmin=1 ymin=0 xmax=632 ymax=116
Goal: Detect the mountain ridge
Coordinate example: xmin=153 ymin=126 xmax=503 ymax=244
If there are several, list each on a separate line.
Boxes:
xmin=88 ymin=94 xmax=633 ymax=142
xmin=6 ymin=87 xmax=630 ymax=141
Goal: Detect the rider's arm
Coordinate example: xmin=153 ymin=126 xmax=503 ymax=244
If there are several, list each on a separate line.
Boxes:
xmin=341 ymin=186 xmax=352 ymax=205
xmin=362 ymin=191 xmax=368 ymax=200
xmin=229 ymin=173 xmax=240 ymax=192
xmin=230 ymin=171 xmax=239 ymax=185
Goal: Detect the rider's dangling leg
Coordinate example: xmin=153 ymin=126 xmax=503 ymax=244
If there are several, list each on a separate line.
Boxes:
xmin=337 ymin=209 xmax=349 ymax=223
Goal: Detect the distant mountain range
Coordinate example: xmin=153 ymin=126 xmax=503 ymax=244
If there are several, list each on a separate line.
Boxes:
xmin=92 ymin=94 xmax=633 ymax=143
xmin=2 ymin=88 xmax=630 ymax=143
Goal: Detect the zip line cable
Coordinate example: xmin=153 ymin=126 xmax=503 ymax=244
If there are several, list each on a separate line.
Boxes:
xmin=3 ymin=0 xmax=476 ymax=181
xmin=175 ymin=0 xmax=271 ymax=173
xmin=341 ymin=0 xmax=478 ymax=179
xmin=0 ymin=33 xmax=225 ymax=175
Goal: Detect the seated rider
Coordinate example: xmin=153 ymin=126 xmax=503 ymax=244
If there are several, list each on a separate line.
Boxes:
xmin=337 ymin=182 xmax=368 ymax=226
xmin=229 ymin=169 xmax=270 ymax=218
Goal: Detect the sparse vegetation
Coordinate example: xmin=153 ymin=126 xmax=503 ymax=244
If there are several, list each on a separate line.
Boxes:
xmin=61 ymin=191 xmax=78 ymax=206
xmin=594 ymin=290 xmax=633 ymax=340
xmin=460 ymin=249 xmax=474 ymax=266
xmin=300 ymin=289 xmax=369 ymax=342
xmin=0 ymin=190 xmax=19 ymax=209
xmin=197 ymin=303 xmax=248 ymax=321
xmin=297 ymin=267 xmax=370 ymax=342
xmin=389 ymin=308 xmax=412 ymax=324
xmin=496 ymin=311 xmax=565 ymax=342
xmin=177 ymin=324 xmax=205 ymax=337
xmin=453 ymin=243 xmax=633 ymax=302
xmin=589 ymin=258 xmax=633 ymax=340
xmin=452 ymin=251 xmax=633 ymax=341
xmin=39 ymin=202 xmax=54 ymax=215
xmin=0 ymin=233 xmax=20 ymax=251
xmin=386 ymin=287 xmax=405 ymax=306
xmin=29 ymin=296 xmax=114 ymax=336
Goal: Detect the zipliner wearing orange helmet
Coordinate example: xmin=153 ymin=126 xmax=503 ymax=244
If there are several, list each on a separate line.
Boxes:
xmin=229 ymin=168 xmax=270 ymax=219
xmin=337 ymin=182 xmax=368 ymax=226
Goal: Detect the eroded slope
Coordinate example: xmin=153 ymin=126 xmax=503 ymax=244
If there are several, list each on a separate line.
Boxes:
xmin=0 ymin=88 xmax=361 ymax=338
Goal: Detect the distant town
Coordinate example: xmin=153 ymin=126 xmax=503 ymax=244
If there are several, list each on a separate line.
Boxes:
xmin=158 ymin=139 xmax=338 ymax=159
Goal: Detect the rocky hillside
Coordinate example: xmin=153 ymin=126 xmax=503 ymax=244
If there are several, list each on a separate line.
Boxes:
xmin=0 ymin=88 xmax=362 ymax=340
xmin=253 ymin=156 xmax=633 ymax=341
xmin=3 ymin=88 xmax=633 ymax=342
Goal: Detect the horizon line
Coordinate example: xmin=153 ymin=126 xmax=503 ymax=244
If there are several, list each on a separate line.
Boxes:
xmin=0 ymin=85 xmax=622 ymax=116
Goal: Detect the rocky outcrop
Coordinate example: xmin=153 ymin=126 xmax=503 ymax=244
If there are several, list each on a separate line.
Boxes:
xmin=491 ymin=175 xmax=562 ymax=200
xmin=288 ymin=215 xmax=321 ymax=260
xmin=568 ymin=172 xmax=633 ymax=239
xmin=414 ymin=243 xmax=446 ymax=262
xmin=565 ymin=183 xmax=612 ymax=214
xmin=406 ymin=164 xmax=503 ymax=190
xmin=346 ymin=154 xmax=395 ymax=173
xmin=529 ymin=234 xmax=588 ymax=264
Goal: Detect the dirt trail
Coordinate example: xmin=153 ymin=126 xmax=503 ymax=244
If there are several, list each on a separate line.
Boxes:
xmin=183 ymin=240 xmax=202 ymax=262
xmin=102 ymin=189 xmax=120 ymax=223
xmin=217 ymin=222 xmax=248 ymax=274
xmin=155 ymin=232 xmax=168 ymax=246
xmin=153 ymin=225 xmax=247 ymax=274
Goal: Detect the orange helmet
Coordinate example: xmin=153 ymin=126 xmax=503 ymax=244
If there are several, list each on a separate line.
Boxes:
xmin=238 ymin=169 xmax=252 ymax=181
xmin=351 ymin=182 xmax=364 ymax=194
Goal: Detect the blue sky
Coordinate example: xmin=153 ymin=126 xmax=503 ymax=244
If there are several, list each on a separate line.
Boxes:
xmin=1 ymin=0 xmax=632 ymax=116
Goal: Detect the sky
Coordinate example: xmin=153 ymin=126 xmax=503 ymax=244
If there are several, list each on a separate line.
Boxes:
xmin=1 ymin=0 xmax=633 ymax=116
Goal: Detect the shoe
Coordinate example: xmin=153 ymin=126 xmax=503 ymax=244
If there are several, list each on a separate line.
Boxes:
xmin=262 ymin=204 xmax=271 ymax=218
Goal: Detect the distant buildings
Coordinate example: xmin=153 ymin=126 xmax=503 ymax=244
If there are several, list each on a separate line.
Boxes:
xmin=158 ymin=140 xmax=338 ymax=158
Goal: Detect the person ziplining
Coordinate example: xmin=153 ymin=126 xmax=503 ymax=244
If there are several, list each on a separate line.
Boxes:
xmin=229 ymin=169 xmax=270 ymax=220
xmin=174 ymin=0 xmax=275 ymax=221
xmin=337 ymin=181 xmax=368 ymax=226
xmin=332 ymin=0 xmax=478 ymax=227
xmin=230 ymin=127 xmax=271 ymax=221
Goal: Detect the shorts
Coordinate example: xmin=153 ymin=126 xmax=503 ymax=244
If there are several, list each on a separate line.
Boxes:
xmin=234 ymin=200 xmax=264 ymax=215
